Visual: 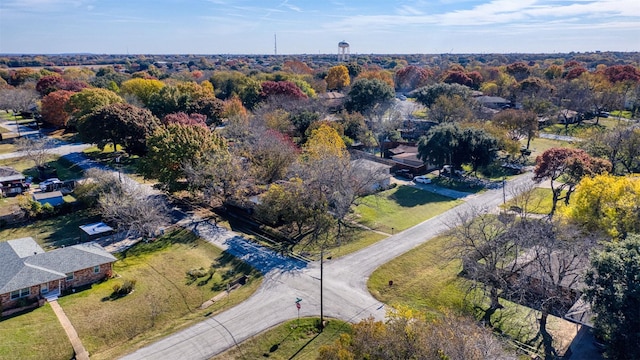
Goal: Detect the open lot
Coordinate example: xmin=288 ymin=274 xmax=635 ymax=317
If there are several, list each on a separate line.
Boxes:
xmin=368 ymin=234 xmax=576 ymax=356
xmin=354 ymin=185 xmax=462 ymax=234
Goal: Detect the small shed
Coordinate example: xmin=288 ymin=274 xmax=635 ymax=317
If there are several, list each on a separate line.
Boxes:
xmin=79 ymin=222 xmax=114 ymax=242
xmin=32 ymin=191 xmax=64 ymax=207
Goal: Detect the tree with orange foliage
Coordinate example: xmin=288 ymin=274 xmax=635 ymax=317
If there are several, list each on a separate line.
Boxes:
xmin=40 ymin=90 xmax=74 ymax=127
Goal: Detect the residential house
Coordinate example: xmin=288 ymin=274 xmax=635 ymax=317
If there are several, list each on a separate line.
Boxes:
xmin=385 ymin=144 xmax=428 ymax=173
xmin=0 ymin=237 xmax=116 ymax=313
xmin=0 ymin=167 xmax=27 ymax=197
xmin=351 ymin=158 xmax=392 ymax=194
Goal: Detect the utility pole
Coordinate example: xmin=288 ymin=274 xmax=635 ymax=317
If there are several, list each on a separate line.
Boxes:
xmin=274 ymin=33 xmax=277 ymax=56
xmin=320 ymin=248 xmax=324 ymax=331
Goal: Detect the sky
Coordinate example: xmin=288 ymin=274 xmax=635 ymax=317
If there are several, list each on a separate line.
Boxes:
xmin=0 ymin=0 xmax=639 ymax=55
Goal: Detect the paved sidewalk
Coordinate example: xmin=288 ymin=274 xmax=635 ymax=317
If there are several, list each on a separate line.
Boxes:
xmin=49 ymin=300 xmax=90 ymax=360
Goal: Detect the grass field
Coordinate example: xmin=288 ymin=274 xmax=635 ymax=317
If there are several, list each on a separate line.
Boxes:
xmin=367 ymin=233 xmax=575 ymax=355
xmin=0 ymin=304 xmax=74 ymax=360
xmin=213 ymin=318 xmax=352 ymax=360
xmin=54 ymin=229 xmax=262 ymax=360
xmin=503 ymin=187 xmax=555 ymax=215
xmin=354 ymin=185 xmax=462 ymax=234
xmin=0 ymin=209 xmax=100 ymax=248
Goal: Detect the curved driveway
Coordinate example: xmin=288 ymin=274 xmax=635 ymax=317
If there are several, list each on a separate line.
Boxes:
xmin=122 ymin=173 xmax=535 ymax=360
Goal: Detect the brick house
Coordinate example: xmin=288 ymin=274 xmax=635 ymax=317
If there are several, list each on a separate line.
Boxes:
xmin=0 ymin=237 xmax=116 ymax=313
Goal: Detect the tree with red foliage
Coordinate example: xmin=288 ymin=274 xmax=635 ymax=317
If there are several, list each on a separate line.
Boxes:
xmin=394 ymin=65 xmax=433 ymax=92
xmin=506 ymin=62 xmax=531 ymax=81
xmin=564 ymin=67 xmax=587 ymax=80
xmin=467 ymin=71 xmax=484 ymax=90
xmin=260 ymin=80 xmax=307 ymax=101
xmin=36 ymin=75 xmax=66 ymax=96
xmin=442 ymin=71 xmax=474 ymax=88
xmin=534 ymin=147 xmax=611 ymax=216
xmin=40 ymin=90 xmax=74 ymax=127
xmin=603 ymin=65 xmax=640 ymax=84
xmin=162 ymin=112 xmax=207 ymax=128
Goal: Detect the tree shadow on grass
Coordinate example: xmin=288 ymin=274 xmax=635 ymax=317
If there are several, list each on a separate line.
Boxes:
xmin=390 ymin=185 xmax=455 ymax=208
xmin=119 ymin=228 xmax=198 ymax=259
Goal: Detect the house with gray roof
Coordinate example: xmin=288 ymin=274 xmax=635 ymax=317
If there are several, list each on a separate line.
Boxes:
xmin=0 ymin=237 xmax=116 ymax=313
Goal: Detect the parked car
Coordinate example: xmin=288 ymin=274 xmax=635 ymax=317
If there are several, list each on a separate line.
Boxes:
xmin=413 ymin=175 xmax=432 ymax=184
xmin=395 ymin=169 xmax=414 ymax=179
xmin=39 ymin=178 xmax=63 ymax=191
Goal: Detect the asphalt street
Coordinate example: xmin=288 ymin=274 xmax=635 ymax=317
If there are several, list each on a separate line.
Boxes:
xmin=122 ymin=173 xmax=536 ymax=360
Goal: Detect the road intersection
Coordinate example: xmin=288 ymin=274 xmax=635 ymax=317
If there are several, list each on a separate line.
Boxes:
xmin=121 ymin=174 xmax=535 ymax=359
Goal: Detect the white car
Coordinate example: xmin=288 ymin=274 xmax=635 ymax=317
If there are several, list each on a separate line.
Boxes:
xmin=413 ymin=175 xmax=432 ymax=184
xmin=39 ymin=178 xmax=62 ymax=191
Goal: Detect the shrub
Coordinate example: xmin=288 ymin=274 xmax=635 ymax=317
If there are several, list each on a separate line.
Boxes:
xmin=111 ymin=279 xmax=136 ymax=299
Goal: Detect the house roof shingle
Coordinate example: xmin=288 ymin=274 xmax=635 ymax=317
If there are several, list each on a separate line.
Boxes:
xmin=0 ymin=238 xmax=116 ymax=294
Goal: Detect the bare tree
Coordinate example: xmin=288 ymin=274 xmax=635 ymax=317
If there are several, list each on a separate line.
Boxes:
xmin=449 ymin=208 xmax=528 ymax=324
xmin=15 ymin=137 xmax=55 ymax=168
xmin=81 ymin=168 xmax=169 ymax=239
xmin=98 ymin=177 xmax=168 ymax=239
xmin=518 ymin=221 xmax=596 ymax=358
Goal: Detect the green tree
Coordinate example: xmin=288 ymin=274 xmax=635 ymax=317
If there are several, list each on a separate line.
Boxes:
xmin=411 ymin=83 xmax=470 ymax=108
xmin=345 ymin=78 xmax=395 ymax=115
xmin=77 ymin=103 xmax=159 ymax=155
xmin=428 ymin=94 xmax=473 ymax=123
xmin=585 ymin=234 xmax=640 ymax=360
xmin=66 ymin=87 xmax=123 ymax=125
xmin=141 ymin=124 xmax=227 ymax=191
xmin=417 ymin=123 xmax=498 ymax=173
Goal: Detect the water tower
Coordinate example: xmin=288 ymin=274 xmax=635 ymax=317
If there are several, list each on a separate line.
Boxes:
xmin=338 ymin=41 xmax=350 ymax=61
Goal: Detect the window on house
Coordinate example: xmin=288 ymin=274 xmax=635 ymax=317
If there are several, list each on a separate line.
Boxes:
xmin=94 ymin=265 xmax=100 ymax=274
xmin=66 ymin=273 xmax=74 ymax=281
xmin=41 ymin=283 xmax=49 ymax=294
xmin=10 ymin=287 xmax=30 ymax=300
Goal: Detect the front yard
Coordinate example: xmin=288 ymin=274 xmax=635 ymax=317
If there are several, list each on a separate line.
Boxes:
xmin=0 ymin=229 xmax=262 ymax=360
xmin=354 ymin=185 xmax=462 ymax=234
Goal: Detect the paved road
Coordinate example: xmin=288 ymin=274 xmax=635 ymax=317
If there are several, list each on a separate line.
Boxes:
xmin=122 ymin=173 xmax=535 ymax=360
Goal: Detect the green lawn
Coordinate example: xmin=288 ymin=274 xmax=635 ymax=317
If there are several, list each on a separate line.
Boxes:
xmin=0 ymin=155 xmax=84 ymax=181
xmin=0 ymin=209 xmax=101 ymax=248
xmin=503 ymin=187 xmax=554 ymax=215
xmin=525 ymin=137 xmax=575 ymax=159
xmin=213 ymin=318 xmax=352 ymax=360
xmin=354 ymin=185 xmax=462 ymax=234
xmin=0 ymin=304 xmax=74 ymax=360
xmin=368 ymin=233 xmax=574 ymax=355
xmin=56 ymin=229 xmax=262 ymax=360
